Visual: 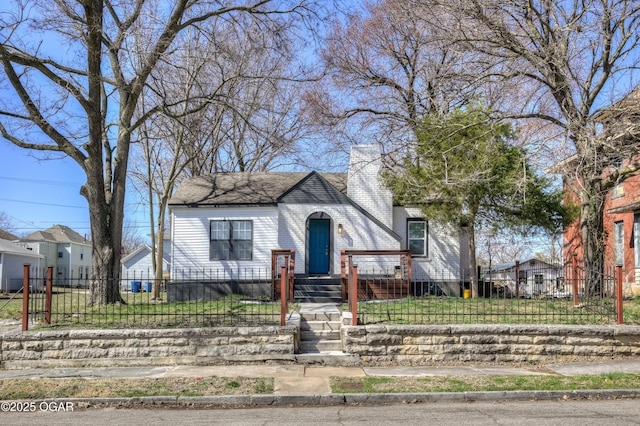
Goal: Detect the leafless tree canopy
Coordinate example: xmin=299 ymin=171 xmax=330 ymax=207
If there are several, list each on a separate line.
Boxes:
xmin=307 ymin=0 xmax=479 ymax=155
xmin=0 ymin=0 xmax=311 ymax=304
xmin=128 ymin=8 xmax=311 ymax=289
xmin=429 ymin=0 xmax=640 ymax=271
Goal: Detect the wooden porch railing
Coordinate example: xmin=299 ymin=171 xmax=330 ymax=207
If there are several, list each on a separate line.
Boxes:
xmin=340 ymin=249 xmax=413 ymax=304
xmin=271 ymin=249 xmax=295 ymax=301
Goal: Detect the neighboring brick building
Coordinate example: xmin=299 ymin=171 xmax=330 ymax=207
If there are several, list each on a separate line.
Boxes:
xmin=562 ymin=88 xmax=640 ymax=296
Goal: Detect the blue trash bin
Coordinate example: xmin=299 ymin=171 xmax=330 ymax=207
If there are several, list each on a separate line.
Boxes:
xmin=144 ymin=282 xmax=152 ymax=292
xmin=131 ymin=281 xmax=141 ymax=293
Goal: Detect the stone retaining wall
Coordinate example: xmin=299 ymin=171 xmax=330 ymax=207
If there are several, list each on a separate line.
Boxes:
xmin=341 ymin=324 xmax=640 ymax=364
xmin=4 ymin=320 xmax=640 ymax=369
xmin=1 ymin=325 xmax=299 ymax=369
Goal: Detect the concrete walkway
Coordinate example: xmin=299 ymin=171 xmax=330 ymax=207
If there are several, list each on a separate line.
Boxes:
xmin=2 ymin=360 xmax=640 ymax=395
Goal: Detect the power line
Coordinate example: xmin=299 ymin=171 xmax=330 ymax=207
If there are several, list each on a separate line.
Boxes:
xmin=0 ymin=198 xmax=86 ymax=209
xmin=0 ymin=175 xmax=80 ymax=187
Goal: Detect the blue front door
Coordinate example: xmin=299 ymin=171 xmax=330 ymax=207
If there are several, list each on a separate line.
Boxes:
xmin=308 ymin=219 xmax=330 ymax=274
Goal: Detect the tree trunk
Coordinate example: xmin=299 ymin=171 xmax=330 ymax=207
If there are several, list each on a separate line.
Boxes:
xmin=468 ymin=223 xmax=479 ymax=298
xmin=83 ymin=178 xmax=126 ymax=305
xmin=153 ymin=223 xmax=166 ymax=300
xmin=579 ymin=187 xmax=606 ymax=297
xmin=81 ymin=0 xmax=124 ymax=306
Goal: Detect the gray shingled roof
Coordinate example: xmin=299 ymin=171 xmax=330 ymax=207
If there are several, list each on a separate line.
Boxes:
xmin=0 ymin=229 xmax=18 ymax=241
xmin=0 ymin=238 xmax=43 ymax=257
xmin=21 ymin=225 xmax=89 ymax=244
xmin=169 ymin=172 xmax=347 ymax=206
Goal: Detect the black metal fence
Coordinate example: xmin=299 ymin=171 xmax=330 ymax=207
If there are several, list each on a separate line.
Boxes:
xmin=15 ymin=261 xmax=623 ymax=329
xmin=347 ymin=262 xmax=621 ymax=326
xmin=23 ymin=267 xmax=286 ymax=329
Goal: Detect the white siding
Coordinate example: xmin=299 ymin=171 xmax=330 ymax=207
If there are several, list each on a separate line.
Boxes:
xmin=347 ymin=145 xmax=393 ymax=228
xmin=122 ymin=248 xmax=155 ymax=280
xmin=18 ymin=240 xmax=91 ymax=284
xmin=171 ymin=206 xmax=278 ymax=279
xmin=0 ymin=254 xmax=40 ymax=291
xmin=279 ymin=203 xmax=401 ymax=275
xmin=393 ymin=207 xmax=465 ymax=280
xmin=486 ymin=263 xmax=563 ymax=297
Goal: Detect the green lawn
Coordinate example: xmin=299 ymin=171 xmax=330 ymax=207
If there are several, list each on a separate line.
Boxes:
xmin=3 ymin=286 xmax=640 ymax=328
xmin=330 ymin=372 xmax=640 ymax=394
xmin=348 ymin=296 xmax=626 ymax=325
xmin=1 ymin=287 xmax=289 ymax=328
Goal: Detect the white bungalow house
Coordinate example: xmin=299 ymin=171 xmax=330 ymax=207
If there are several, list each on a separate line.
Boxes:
xmin=168 ymin=145 xmax=468 ymax=300
xmin=0 ymin=238 xmax=43 ymax=292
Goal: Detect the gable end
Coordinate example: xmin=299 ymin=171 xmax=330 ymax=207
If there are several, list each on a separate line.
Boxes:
xmin=279 ymin=172 xmax=351 ymax=204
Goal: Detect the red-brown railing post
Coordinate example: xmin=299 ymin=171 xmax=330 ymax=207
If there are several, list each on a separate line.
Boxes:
xmin=45 ymin=266 xmax=53 ymax=325
xmin=271 ymin=251 xmax=277 ymax=299
xmin=22 ymin=264 xmax=30 ymax=332
xmin=280 ymin=266 xmax=287 ymax=326
xmin=572 ymin=253 xmax=580 ymax=307
xmin=616 ymin=265 xmax=624 ymax=325
xmin=288 ymin=252 xmax=295 ymax=301
xmin=350 ymin=264 xmax=358 ymax=326
xmin=514 ymin=260 xmax=520 ymax=298
xmin=340 ymin=250 xmax=347 ymax=302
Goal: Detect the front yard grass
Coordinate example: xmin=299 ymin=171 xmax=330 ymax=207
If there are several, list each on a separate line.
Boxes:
xmin=0 ymin=374 xmax=638 ymax=399
xmin=330 ymin=372 xmax=640 ymax=394
xmin=0 ymin=376 xmax=274 ymax=399
xmin=347 ymin=296 xmax=640 ymax=325
xmin=0 ymin=288 xmax=290 ymax=328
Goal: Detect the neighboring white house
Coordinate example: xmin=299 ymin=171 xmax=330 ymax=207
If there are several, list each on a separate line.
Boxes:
xmin=16 ymin=225 xmax=92 ymax=286
xmin=169 ymin=145 xmax=468 ymax=283
xmin=483 ymin=258 xmax=565 ymax=298
xmin=120 ymin=240 xmax=171 ymax=291
xmin=0 ymin=238 xmax=43 ymax=292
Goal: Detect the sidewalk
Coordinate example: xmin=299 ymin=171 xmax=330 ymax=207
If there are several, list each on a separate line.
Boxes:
xmin=1 ymin=359 xmax=640 ymax=406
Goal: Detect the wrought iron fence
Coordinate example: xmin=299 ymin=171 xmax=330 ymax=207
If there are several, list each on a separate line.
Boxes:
xmin=15 ymin=260 xmax=623 ymax=329
xmin=23 ymin=267 xmax=288 ymax=329
xmin=346 ymin=262 xmax=621 ymax=326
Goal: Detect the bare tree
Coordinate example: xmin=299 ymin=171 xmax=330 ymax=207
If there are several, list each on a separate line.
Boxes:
xmin=0 ymin=0 xmax=310 ymax=304
xmin=308 ymin=0 xmax=478 ymax=155
xmin=440 ymin=0 xmax=640 ymax=283
xmin=121 ymin=221 xmax=146 ymax=255
xmin=0 ymin=211 xmax=18 ymax=237
xmin=129 ymin=10 xmax=310 ymax=298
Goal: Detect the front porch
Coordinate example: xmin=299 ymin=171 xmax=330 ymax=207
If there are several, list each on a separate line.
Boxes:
xmin=272 ymin=249 xmax=414 ymax=303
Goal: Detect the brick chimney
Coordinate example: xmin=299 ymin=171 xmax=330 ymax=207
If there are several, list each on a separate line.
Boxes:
xmin=347 ymin=145 xmax=393 ymax=228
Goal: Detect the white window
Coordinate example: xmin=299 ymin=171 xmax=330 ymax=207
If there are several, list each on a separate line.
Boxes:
xmin=407 ymin=220 xmax=428 ymax=256
xmin=210 ymin=220 xmax=253 ymax=260
xmin=614 ymin=221 xmax=624 ymax=266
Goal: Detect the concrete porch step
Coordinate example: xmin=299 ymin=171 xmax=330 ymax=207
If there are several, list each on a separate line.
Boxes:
xmin=294 ymin=279 xmax=343 ymax=304
xmin=300 ymin=339 xmax=344 ymax=353
xmin=295 ymin=296 xmax=342 ymax=303
xmin=294 ymin=353 xmax=361 ymax=366
xmin=297 ymin=303 xmax=344 ymax=355
xmin=301 ymin=329 xmax=341 ymax=341
xmin=299 ymin=311 xmax=343 ymax=322
xmin=301 ymin=320 xmax=341 ymax=331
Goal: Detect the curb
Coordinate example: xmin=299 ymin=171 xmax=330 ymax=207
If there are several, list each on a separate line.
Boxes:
xmin=31 ymin=389 xmax=640 ymax=409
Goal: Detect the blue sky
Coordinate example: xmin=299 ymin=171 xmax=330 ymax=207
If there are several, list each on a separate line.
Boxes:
xmin=0 ymin=142 xmax=148 ymax=238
